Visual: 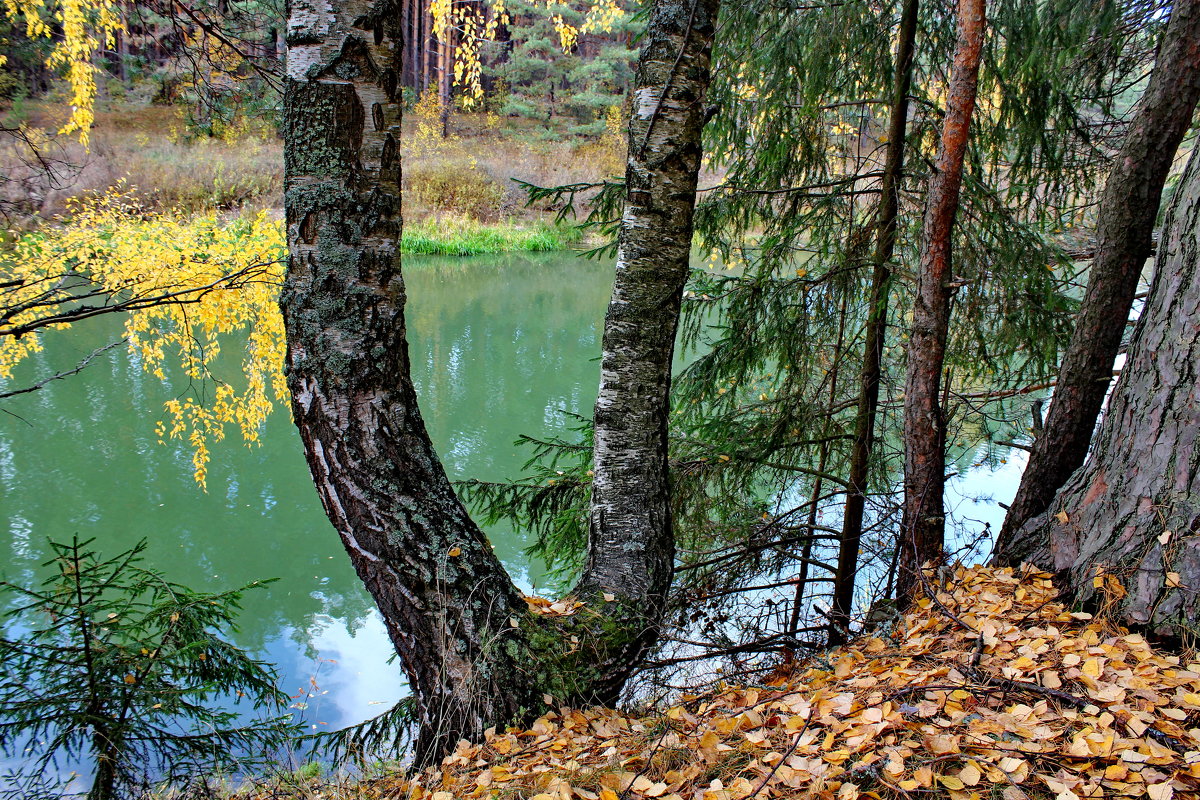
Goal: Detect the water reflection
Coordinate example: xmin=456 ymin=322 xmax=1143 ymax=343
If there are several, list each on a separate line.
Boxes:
xmin=0 ymin=250 xmax=613 ymax=734
xmin=0 ymin=246 xmax=1028 ymax=751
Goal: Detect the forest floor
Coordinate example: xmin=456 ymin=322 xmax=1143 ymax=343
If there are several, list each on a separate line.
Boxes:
xmin=243 ymin=566 xmax=1200 ymax=800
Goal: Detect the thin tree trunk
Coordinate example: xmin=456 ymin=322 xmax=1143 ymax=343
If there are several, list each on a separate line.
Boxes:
xmin=995 ymin=0 xmax=1200 ymax=558
xmin=89 ymin=744 xmax=117 ymax=800
xmin=791 ymin=284 xmax=850 ymax=636
xmin=899 ymin=0 xmax=985 ymax=604
xmin=828 ymin=0 xmax=919 ymax=643
xmin=576 ymin=0 xmax=721 ymax=704
xmin=438 ymin=15 xmax=452 ymax=137
xmin=115 ymin=0 xmax=128 ymax=86
xmin=1022 ymin=142 xmax=1200 ymax=638
xmin=424 ymin=0 xmax=437 ymax=92
xmin=790 ymin=289 xmax=847 ymax=636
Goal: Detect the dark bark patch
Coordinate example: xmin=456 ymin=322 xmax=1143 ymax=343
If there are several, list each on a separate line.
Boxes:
xmin=284 ymin=80 xmax=365 ymax=179
xmin=300 ymin=211 xmax=318 ymax=244
xmin=318 ymin=35 xmax=380 ymax=83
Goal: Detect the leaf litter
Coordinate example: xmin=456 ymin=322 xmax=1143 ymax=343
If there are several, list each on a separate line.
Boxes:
xmin=318 ymin=566 xmax=1200 ymax=799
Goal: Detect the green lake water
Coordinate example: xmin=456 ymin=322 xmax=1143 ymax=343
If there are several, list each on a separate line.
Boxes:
xmin=0 ymin=250 xmax=614 ymax=737
xmin=0 ymin=246 xmax=1022 ymax=771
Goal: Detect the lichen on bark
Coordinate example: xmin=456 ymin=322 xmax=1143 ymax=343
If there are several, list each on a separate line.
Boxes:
xmin=281 ymin=0 xmax=723 ymax=762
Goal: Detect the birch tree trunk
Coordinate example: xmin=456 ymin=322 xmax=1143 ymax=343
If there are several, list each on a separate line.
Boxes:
xmin=899 ymin=0 xmax=985 ymax=603
xmin=281 ymin=0 xmax=720 ymax=760
xmin=280 ymin=0 xmax=542 ymax=763
xmin=1012 ymin=143 xmax=1200 ymax=639
xmin=577 ymin=0 xmax=721 ymax=703
xmin=996 ymin=0 xmax=1200 ymax=555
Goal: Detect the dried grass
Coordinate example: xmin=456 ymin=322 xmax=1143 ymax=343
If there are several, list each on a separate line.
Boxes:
xmin=2 ymin=102 xmax=625 ymax=227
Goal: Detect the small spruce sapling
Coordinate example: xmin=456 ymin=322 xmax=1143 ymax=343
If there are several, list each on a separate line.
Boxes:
xmin=0 ymin=536 xmax=296 ymax=800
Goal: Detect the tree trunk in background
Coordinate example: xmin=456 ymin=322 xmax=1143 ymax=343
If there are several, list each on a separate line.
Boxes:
xmin=828 ymin=0 xmax=919 ymax=645
xmin=899 ymin=0 xmax=985 ymax=604
xmin=577 ymin=0 xmax=721 ymax=704
xmin=995 ymin=0 xmax=1200 ymax=558
xmin=437 ymin=23 xmax=453 ymax=136
xmin=1014 ymin=143 xmax=1200 ymax=639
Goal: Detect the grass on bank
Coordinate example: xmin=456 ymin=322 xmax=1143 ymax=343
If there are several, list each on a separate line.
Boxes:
xmin=400 ymin=216 xmax=584 ymax=256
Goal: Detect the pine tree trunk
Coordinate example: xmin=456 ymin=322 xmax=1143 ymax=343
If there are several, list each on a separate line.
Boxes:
xmin=828 ymin=0 xmax=919 ymax=644
xmin=88 ymin=727 xmax=119 ymax=800
xmin=899 ymin=0 xmax=984 ymax=603
xmin=1014 ymin=143 xmax=1200 ymax=640
xmin=995 ymin=0 xmax=1200 ymax=556
xmin=576 ymin=0 xmax=721 ymax=704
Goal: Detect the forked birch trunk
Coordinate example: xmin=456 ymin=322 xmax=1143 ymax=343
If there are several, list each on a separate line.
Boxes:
xmin=281 ymin=0 xmax=719 ymax=759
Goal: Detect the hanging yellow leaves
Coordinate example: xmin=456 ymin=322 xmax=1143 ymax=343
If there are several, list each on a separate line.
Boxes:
xmin=0 ymin=189 xmax=286 ymax=488
xmin=2 ymin=0 xmax=122 ymax=144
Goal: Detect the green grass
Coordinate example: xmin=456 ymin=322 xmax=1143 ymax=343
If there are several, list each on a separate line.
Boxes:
xmin=400 ymin=217 xmax=583 ymax=256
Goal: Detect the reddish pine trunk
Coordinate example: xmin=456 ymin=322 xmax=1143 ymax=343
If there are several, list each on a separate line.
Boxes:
xmin=995 ymin=0 xmax=1200 ymax=558
xmin=898 ymin=0 xmax=985 ymax=604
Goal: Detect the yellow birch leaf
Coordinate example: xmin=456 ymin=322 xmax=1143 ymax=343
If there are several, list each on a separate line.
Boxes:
xmin=1146 ymin=784 xmax=1173 ymax=800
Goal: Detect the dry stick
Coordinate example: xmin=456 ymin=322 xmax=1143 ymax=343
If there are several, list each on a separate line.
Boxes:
xmin=0 ymin=340 xmax=126 ymax=400
xmin=742 ymin=706 xmax=817 ymax=800
xmin=617 ymin=711 xmax=682 ymax=800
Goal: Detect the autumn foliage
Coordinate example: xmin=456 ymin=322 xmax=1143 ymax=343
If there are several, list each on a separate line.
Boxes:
xmin=0 ymin=190 xmax=287 ymax=486
xmin=348 ymin=566 xmax=1200 ymax=800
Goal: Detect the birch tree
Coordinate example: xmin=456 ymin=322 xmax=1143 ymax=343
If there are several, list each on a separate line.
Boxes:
xmin=280 ymin=0 xmax=719 ymax=760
